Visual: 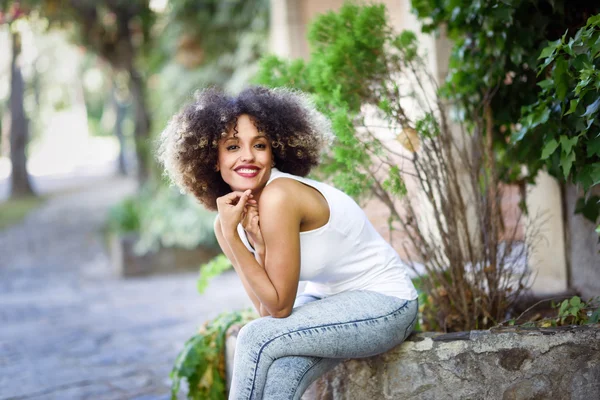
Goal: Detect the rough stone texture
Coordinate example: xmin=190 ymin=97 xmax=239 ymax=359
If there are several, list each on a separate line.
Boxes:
xmin=226 ymin=326 xmax=600 ymax=400
xmin=303 ymin=326 xmax=600 ymax=400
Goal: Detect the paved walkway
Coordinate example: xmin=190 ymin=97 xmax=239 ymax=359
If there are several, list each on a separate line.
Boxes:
xmin=0 ymin=176 xmax=250 ymax=399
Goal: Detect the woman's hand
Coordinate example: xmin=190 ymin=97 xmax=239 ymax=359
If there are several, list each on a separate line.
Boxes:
xmin=216 ymin=190 xmax=255 ymax=236
xmin=242 ymin=203 xmax=265 ymax=254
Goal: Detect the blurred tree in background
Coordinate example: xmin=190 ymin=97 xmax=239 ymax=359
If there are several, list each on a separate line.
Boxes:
xmin=0 ymin=0 xmax=269 ymax=251
xmin=1 ymin=2 xmax=35 ymax=198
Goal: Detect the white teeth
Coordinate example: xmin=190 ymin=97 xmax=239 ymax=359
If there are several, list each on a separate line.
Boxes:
xmin=237 ymin=168 xmax=258 ymax=174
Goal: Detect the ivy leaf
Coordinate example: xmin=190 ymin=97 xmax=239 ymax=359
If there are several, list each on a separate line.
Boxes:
xmin=590 ymin=308 xmax=600 ymax=324
xmin=538 ymin=39 xmax=561 ymax=60
xmin=565 ymin=99 xmax=579 ymax=115
xmin=560 ymin=135 xmax=578 ymax=154
xmin=569 ymin=296 xmax=582 ymax=307
xmin=560 ymin=151 xmax=576 ymax=177
xmin=559 ymin=300 xmax=569 ymax=314
xmin=553 ymin=58 xmax=570 ymax=101
xmin=588 ymin=137 xmax=600 ymax=157
xmin=541 ymin=139 xmax=559 ymax=159
xmin=583 ymin=97 xmax=600 ymax=117
xmin=588 ymin=14 xmax=600 ymax=25
xmin=577 ymin=163 xmax=600 ymax=191
xmin=575 ymin=196 xmax=600 ymax=222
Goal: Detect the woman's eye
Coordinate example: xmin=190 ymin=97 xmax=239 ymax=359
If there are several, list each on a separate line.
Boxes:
xmin=255 ymin=143 xmax=267 ymax=149
xmin=226 ymin=145 xmax=239 ymax=151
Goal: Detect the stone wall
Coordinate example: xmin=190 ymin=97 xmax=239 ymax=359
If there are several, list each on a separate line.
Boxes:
xmin=226 ymin=325 xmax=600 ymax=399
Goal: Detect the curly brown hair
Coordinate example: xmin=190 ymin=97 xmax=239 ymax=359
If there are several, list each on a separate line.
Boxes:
xmin=157 ymin=86 xmax=333 ymax=211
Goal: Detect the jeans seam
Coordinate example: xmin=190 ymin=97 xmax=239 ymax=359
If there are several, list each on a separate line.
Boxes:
xmin=289 ymin=358 xmax=324 ymax=400
xmin=247 ymin=299 xmax=413 ymax=398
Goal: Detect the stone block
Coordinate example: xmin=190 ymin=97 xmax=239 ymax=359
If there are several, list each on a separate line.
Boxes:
xmin=225 ymin=324 xmax=600 ymax=399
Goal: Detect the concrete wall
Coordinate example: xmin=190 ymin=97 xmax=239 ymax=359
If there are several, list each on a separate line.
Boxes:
xmin=565 ymin=184 xmax=600 ymax=300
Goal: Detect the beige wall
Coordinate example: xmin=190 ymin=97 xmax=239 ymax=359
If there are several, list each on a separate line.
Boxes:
xmin=526 ymin=172 xmax=568 ymax=293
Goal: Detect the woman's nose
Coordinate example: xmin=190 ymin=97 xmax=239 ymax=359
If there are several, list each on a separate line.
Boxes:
xmin=240 ymin=146 xmax=255 ymax=162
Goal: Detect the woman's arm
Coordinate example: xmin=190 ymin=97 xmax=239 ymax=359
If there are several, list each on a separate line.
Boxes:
xmin=214 ymin=217 xmax=269 ymax=316
xmin=218 ymin=184 xmax=302 ymax=318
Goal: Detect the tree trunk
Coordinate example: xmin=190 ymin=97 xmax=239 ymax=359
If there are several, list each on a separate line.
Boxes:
xmin=128 ymin=68 xmax=151 ymax=185
xmin=113 ymin=11 xmax=151 ymax=186
xmin=9 ymin=30 xmax=35 ymax=198
xmin=112 ymin=86 xmax=128 ymax=176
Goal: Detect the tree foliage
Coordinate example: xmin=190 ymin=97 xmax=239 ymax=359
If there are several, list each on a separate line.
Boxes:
xmin=412 ymin=0 xmax=600 ymax=183
xmin=517 ymin=15 xmax=600 ymax=223
xmin=411 ymin=0 xmax=600 ymax=229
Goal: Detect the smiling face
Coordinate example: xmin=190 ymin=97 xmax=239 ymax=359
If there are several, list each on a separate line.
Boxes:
xmin=217 ymin=114 xmax=274 ymax=196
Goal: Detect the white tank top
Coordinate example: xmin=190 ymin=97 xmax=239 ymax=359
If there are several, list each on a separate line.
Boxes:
xmin=236 ymin=168 xmax=417 ymax=301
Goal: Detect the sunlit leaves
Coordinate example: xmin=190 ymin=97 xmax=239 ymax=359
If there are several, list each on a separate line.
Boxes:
xmin=197 ymin=254 xmax=232 ymax=294
xmin=256 ymin=3 xmax=420 ymax=202
xmin=382 ymin=165 xmax=407 ymax=196
xmin=170 ymin=309 xmax=257 ymax=400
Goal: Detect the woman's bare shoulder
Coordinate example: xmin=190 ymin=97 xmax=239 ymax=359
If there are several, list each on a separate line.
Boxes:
xmin=262 ymin=177 xmax=306 ymax=196
xmin=259 ymin=178 xmax=305 ymax=210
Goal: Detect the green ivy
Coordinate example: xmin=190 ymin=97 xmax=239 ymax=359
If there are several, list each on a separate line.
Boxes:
xmin=411 ymin=0 xmax=600 ymax=191
xmin=517 ymin=15 xmax=600 ymax=227
xmin=106 ymin=187 xmax=219 ymax=254
xmin=170 ymin=309 xmax=257 ymax=400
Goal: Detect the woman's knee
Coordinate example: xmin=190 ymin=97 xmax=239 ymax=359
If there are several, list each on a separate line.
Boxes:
xmin=236 ymin=317 xmax=276 ymax=351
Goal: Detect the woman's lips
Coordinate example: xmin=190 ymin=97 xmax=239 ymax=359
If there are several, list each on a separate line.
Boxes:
xmin=236 ymin=168 xmax=260 ymax=178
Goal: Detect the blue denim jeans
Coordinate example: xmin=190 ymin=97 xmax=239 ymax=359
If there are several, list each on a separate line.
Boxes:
xmin=229 ymin=290 xmax=418 ymax=400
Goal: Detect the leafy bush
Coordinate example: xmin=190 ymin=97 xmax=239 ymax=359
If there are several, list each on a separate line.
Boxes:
xmin=106 ymin=186 xmax=219 ymax=254
xmin=107 ymin=197 xmax=142 ymax=234
xmin=170 ymin=309 xmax=257 ymax=400
xmin=517 ymin=15 xmax=600 ymax=228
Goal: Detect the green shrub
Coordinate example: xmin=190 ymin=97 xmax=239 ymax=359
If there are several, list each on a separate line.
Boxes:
xmin=197 ymin=254 xmax=233 ymax=294
xmin=517 ymin=15 xmax=600 ymax=229
xmin=170 ymin=309 xmax=257 ymax=400
xmin=106 ymin=186 xmax=219 ymax=254
xmin=107 ymin=197 xmax=142 ymax=234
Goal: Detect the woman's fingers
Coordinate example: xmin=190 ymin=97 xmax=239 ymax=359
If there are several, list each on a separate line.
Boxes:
xmin=218 ymin=190 xmax=255 ymax=205
xmin=242 ymin=205 xmax=259 ymax=230
xmin=234 ymin=190 xmax=252 ymax=211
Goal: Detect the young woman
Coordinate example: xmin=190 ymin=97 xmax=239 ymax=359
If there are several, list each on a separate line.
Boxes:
xmin=158 ymin=87 xmax=418 ymax=400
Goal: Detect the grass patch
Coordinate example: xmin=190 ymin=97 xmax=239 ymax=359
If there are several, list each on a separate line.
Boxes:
xmin=0 ymin=196 xmax=47 ymax=230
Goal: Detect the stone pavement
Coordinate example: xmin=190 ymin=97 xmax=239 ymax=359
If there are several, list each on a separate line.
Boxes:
xmin=0 ymin=176 xmax=251 ymax=399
